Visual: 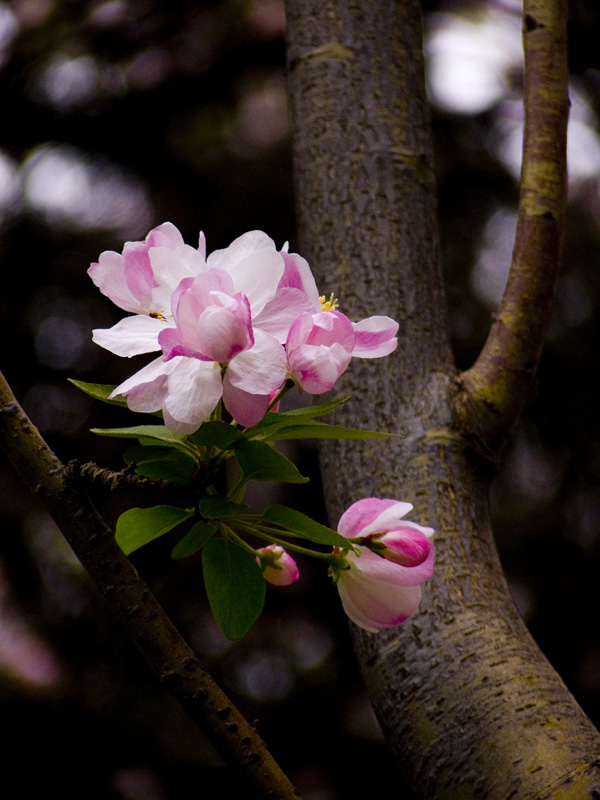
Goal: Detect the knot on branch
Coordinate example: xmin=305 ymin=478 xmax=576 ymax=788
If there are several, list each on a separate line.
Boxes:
xmin=67 ymin=460 xmax=151 ymax=490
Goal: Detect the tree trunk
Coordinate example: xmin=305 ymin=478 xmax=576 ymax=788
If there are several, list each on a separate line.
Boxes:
xmin=285 ymin=0 xmax=600 ymax=796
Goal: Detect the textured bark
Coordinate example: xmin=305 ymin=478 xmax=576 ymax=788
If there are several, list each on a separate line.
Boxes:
xmin=457 ymin=0 xmax=569 ymax=455
xmin=285 ymin=0 xmax=600 ymax=796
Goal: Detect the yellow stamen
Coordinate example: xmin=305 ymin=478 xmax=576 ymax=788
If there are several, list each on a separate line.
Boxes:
xmin=319 ymin=293 xmax=340 ymax=312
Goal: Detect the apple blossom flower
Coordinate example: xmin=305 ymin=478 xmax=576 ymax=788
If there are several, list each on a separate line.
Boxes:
xmin=90 ymin=222 xmax=207 ymax=357
xmin=285 ymin=309 xmax=399 ymax=393
xmin=256 ymin=544 xmax=300 ymax=586
xmin=89 ymin=223 xmax=400 ymax=430
xmin=333 ymin=498 xmax=435 ymax=632
xmin=95 ymin=228 xmax=313 ymax=430
xmin=154 ymin=239 xmax=293 ymax=426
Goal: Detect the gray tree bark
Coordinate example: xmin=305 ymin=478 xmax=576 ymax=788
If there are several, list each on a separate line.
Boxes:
xmin=285 ymin=0 xmax=600 ymax=796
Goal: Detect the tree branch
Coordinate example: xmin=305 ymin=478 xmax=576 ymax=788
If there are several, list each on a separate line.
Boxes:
xmin=0 ymin=370 xmax=299 ymax=800
xmin=456 ymin=0 xmax=569 ymax=455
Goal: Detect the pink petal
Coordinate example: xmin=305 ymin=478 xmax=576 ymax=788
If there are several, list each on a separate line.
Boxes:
xmin=254 ymin=288 xmax=318 ymax=344
xmin=111 ymin=355 xmax=175 ymax=410
xmin=163 ymin=359 xmax=223 ymax=432
xmin=338 ymin=498 xmax=414 ymax=539
xmin=377 ymin=528 xmax=436 ymax=580
xmin=278 ymin=251 xmax=320 ymax=310
xmin=195 ymin=292 xmax=253 ymax=362
xmin=287 ymin=342 xmax=352 ymax=393
xmin=207 ymin=230 xmax=277 ymax=269
xmin=122 ymin=241 xmax=159 ymax=304
xmin=148 ymin=247 xmax=206 ymax=313
xmin=285 ymin=312 xmax=315 ymax=352
xmin=145 ymin=221 xmax=185 ymax=249
xmin=225 ymin=329 xmax=287 ymax=394
xmin=159 ymin=326 xmax=210 ymax=362
xmin=207 ymin=231 xmax=284 ymax=314
xmin=306 ymin=311 xmax=355 ymax=351
xmin=349 ymin=538 xmax=434 ymax=588
xmin=89 ymin=250 xmax=144 ymax=314
xmin=337 ymin=550 xmax=424 ymax=632
xmin=221 ymin=381 xmax=271 ymax=427
xmin=351 ymin=316 xmax=399 ymax=358
xmin=198 ymin=231 xmax=207 ymax=260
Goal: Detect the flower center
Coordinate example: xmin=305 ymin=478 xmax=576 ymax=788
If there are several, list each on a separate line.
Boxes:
xmin=319 ymin=293 xmax=340 ymax=312
xmin=149 ymin=309 xmax=169 ymax=321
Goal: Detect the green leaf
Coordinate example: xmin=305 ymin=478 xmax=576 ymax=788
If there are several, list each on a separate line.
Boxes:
xmin=277 ymin=396 xmax=350 ymax=418
xmin=116 ymin=505 xmax=194 ymax=555
xmin=233 ymin=440 xmax=309 ymax=484
xmin=245 ymin=397 xmax=350 ymax=440
xmin=68 ymin=379 xmax=128 ymax=408
xmin=191 ymin=420 xmax=247 ymax=450
xmin=91 ymin=424 xmax=192 ymax=451
xmin=198 ymin=496 xmax=248 ymax=519
xmin=123 ymin=445 xmax=196 ymax=484
xmin=172 ymin=521 xmax=216 ymax=559
xmin=260 ymin=420 xmax=395 ymax=442
xmin=203 ymin=538 xmax=265 ymax=639
xmin=261 ymin=505 xmax=352 ymax=548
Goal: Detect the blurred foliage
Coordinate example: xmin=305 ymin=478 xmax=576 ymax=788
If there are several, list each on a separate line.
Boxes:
xmin=1 ymin=0 xmax=600 ymax=797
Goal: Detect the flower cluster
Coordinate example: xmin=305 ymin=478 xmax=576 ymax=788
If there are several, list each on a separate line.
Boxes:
xmin=88 ymin=223 xmax=434 ymax=635
xmin=90 ymin=222 xmax=398 ymax=432
xmin=257 ymin=498 xmax=436 ymax=631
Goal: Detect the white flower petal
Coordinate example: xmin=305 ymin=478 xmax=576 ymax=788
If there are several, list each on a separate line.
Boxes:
xmin=226 ymin=329 xmax=286 ymax=394
xmin=92 ymin=315 xmax=166 ymax=356
xmin=164 ymin=359 xmax=223 ymax=431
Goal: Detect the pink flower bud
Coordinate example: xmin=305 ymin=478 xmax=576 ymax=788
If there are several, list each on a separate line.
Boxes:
xmin=256 ymin=545 xmax=299 ymax=587
xmin=368 ymin=523 xmax=434 ymax=567
xmin=286 ymin=310 xmax=354 ymax=393
xmin=333 ymin=498 xmax=435 ymax=632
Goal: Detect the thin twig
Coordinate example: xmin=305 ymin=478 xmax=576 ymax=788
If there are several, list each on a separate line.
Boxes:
xmin=455 ymin=0 xmax=569 ymax=456
xmin=0 ymin=370 xmax=300 ymax=800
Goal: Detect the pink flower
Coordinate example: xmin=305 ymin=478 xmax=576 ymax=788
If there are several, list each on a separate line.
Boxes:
xmin=256 ymin=545 xmax=300 ymax=586
xmin=155 ymin=245 xmax=291 ymax=426
xmin=158 ymin=269 xmax=255 ymax=363
xmin=90 ymin=222 xmax=207 ymax=357
xmin=93 ymin=228 xmax=312 ymax=430
xmin=254 ymin=248 xmax=321 ymax=338
xmin=286 ymin=311 xmax=355 ymax=393
xmin=285 ymin=310 xmax=399 ymax=394
xmin=334 ymin=498 xmax=435 ymax=632
xmin=89 ymin=221 xmax=186 ymax=315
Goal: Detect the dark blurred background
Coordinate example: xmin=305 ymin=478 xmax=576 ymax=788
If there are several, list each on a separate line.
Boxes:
xmin=1 ymin=0 xmax=600 ymax=797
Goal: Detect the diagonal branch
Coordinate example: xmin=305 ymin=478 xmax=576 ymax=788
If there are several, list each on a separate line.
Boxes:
xmin=455 ymin=0 xmax=569 ymax=456
xmin=0 ymin=370 xmax=299 ymax=800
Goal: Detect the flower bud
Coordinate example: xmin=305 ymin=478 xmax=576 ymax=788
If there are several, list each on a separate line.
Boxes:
xmin=334 ymin=498 xmax=435 ymax=632
xmin=256 ymin=544 xmax=299 ymax=586
xmin=369 ymin=524 xmax=434 ymax=567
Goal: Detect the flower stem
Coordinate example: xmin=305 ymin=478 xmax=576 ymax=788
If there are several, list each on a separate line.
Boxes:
xmin=235 ymin=521 xmax=339 ymax=563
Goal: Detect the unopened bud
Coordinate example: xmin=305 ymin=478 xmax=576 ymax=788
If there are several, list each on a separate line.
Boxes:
xmin=256 ymin=544 xmax=299 ymax=586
